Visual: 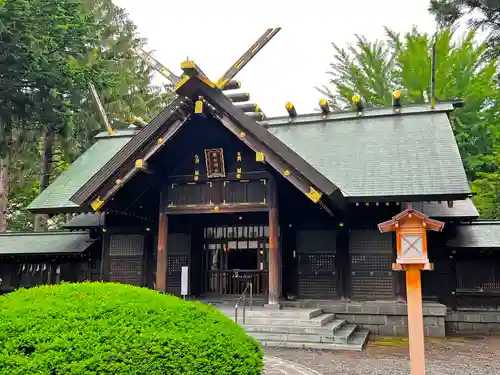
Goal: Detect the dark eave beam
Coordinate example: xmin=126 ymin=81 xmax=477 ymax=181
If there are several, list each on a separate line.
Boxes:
xmin=347 ymin=193 xmax=472 ymax=203
xmin=166 ymin=203 xmax=269 ymax=215
xmin=70 ymin=97 xmax=193 ymax=206
xmin=85 ymin=115 xmax=192 ymax=212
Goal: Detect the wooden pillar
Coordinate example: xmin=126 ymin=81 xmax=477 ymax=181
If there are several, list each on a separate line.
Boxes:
xmin=406 ymin=265 xmax=426 ymax=375
xmin=156 ymin=189 xmax=168 ymax=293
xmin=100 ymin=233 xmax=109 ymax=281
xmin=337 ymin=230 xmax=349 ymax=301
xmin=268 ymin=179 xmax=280 ymax=305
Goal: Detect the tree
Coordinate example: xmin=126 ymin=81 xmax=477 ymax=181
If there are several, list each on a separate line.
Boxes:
xmin=429 ymin=0 xmax=500 ymax=59
xmin=318 ymin=27 xmax=500 ymax=218
xmin=0 ymin=0 xmax=118 ymax=231
xmin=3 ymin=0 xmax=173 ymax=231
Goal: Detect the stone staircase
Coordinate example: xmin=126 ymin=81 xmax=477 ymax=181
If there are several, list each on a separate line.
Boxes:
xmin=213 ymin=305 xmax=370 ymax=351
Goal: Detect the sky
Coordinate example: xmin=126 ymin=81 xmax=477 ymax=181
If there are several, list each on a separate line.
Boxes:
xmin=113 ymin=0 xmax=438 ymax=117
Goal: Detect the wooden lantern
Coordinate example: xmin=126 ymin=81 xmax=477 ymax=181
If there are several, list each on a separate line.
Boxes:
xmin=378 ymin=204 xmax=444 ymax=375
xmin=378 ymin=204 xmax=444 ymax=270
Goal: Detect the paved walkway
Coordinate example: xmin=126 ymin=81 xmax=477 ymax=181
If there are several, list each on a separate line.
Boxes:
xmin=263 ymin=356 xmax=323 ymax=375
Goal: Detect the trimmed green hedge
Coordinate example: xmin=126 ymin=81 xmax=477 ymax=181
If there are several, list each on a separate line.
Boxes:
xmin=0 ymin=282 xmax=263 ymax=374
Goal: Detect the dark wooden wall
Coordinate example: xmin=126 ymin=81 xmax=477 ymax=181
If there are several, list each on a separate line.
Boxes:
xmin=0 ymin=240 xmax=102 ymax=294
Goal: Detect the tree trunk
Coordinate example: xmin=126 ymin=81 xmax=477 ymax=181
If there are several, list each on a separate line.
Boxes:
xmin=34 ymin=129 xmax=54 ymax=231
xmin=0 ymin=156 xmax=8 ymax=233
xmin=0 ymin=116 xmax=10 ymax=233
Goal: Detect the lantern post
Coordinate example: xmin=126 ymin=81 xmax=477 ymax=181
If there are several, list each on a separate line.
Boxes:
xmin=378 ymin=204 xmax=444 ymax=375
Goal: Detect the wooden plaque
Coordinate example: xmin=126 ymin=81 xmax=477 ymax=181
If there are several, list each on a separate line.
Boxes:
xmin=204 ymin=148 xmax=226 ymax=178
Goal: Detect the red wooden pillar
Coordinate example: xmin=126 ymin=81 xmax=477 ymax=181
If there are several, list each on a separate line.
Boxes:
xmin=379 ymin=206 xmax=444 ymax=375
xmin=268 ymin=179 xmax=280 ymax=305
xmin=156 ymin=189 xmax=168 ymax=293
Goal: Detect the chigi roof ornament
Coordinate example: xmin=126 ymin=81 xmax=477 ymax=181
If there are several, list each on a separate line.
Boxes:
xmin=392 ymin=89 xmax=402 ymax=113
xmin=352 ymin=94 xmax=364 ymax=115
xmin=131 ymin=29 xmax=280 ymax=120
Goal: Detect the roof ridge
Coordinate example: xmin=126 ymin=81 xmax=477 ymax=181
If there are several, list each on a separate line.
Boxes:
xmin=262 ymin=102 xmax=455 ymax=128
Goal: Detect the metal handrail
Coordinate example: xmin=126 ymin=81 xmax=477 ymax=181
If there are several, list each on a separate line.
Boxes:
xmin=234 ymin=282 xmax=253 ymax=325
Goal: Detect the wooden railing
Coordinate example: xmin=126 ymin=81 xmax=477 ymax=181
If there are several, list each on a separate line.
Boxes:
xmin=203 ymin=270 xmax=268 ymax=295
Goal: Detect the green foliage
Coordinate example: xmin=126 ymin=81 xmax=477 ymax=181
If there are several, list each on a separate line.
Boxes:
xmin=0 ymin=282 xmax=263 ymax=375
xmin=319 ymin=27 xmax=500 ymax=218
xmin=1 ymin=0 xmax=172 ymax=230
xmin=429 ymin=0 xmax=500 ymax=59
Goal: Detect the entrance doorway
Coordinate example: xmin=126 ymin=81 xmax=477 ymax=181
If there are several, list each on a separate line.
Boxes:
xmin=202 ymin=225 xmax=269 ymax=295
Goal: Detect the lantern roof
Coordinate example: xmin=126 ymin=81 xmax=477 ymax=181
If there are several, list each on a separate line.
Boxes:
xmin=378 ymin=204 xmax=445 ymax=233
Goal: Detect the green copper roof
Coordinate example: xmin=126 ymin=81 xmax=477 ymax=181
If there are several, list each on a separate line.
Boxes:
xmin=266 ymin=104 xmax=470 ymax=200
xmin=27 ymin=131 xmax=135 ymax=213
xmin=62 ymin=213 xmax=104 ymax=229
xmin=409 ymin=199 xmax=478 ymax=219
xmin=0 ymin=231 xmax=94 ymax=255
xmin=448 ymin=221 xmax=500 ymax=248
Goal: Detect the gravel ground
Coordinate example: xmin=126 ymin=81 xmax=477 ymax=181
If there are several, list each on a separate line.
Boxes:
xmin=264 ymin=336 xmax=500 ymax=374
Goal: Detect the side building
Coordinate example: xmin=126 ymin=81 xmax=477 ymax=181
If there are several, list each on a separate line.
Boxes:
xmin=1 ymin=88 xmax=499 ymax=337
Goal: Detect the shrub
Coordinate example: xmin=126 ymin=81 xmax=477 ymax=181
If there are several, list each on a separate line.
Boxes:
xmin=0 ymin=282 xmax=263 ymax=374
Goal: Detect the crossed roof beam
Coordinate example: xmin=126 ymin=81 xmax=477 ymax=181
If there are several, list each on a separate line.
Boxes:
xmin=70 ymin=28 xmax=347 ymax=215
xmin=131 ymin=28 xmax=282 ymax=121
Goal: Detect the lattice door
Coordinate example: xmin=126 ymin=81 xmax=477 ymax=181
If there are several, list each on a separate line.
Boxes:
xmin=349 ymin=229 xmax=394 ymax=300
xmin=296 ymin=230 xmax=337 ymax=298
xmin=108 ymin=234 xmax=144 ymax=286
xmin=166 ymin=233 xmax=191 ymax=295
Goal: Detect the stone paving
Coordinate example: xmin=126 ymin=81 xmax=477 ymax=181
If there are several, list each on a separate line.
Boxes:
xmin=264 ymin=336 xmax=500 ymax=375
xmin=263 ymin=356 xmax=323 ymax=375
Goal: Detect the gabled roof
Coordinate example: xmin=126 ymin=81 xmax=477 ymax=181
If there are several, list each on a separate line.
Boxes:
xmin=0 ymin=231 xmax=95 ymax=255
xmin=27 ymin=130 xmax=136 ymax=213
xmin=265 ymin=103 xmax=471 ymax=201
xmin=447 ymin=221 xmax=500 ymax=249
xmin=27 ymin=81 xmax=471 ymax=214
xmin=69 ymin=78 xmax=347 ymax=212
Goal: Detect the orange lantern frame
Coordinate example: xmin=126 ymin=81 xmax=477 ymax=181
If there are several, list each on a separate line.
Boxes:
xmin=378 ymin=204 xmax=444 ymax=375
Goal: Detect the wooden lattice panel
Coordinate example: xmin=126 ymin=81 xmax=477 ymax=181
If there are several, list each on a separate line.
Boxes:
xmin=107 ymin=234 xmax=144 ymax=286
xmin=167 ymin=255 xmax=189 ymax=273
xmin=109 ymin=234 xmax=144 ymax=256
xmin=349 ymin=229 xmax=394 ymax=254
xmin=299 ymin=275 xmax=337 ymax=298
xmin=298 ymin=254 xmax=336 ymax=273
xmin=351 ymin=274 xmax=393 ymax=299
xmin=166 ymin=234 xmax=191 ymax=295
xmin=168 ymin=183 xmax=211 ymax=206
xmin=296 ymin=230 xmax=337 ymax=298
xmin=351 ymin=254 xmax=392 ymax=271
xmin=349 ymin=230 xmax=394 ymax=299
xmin=110 ymin=258 xmax=142 ymax=273
xmin=297 ymin=230 xmax=337 ymax=253
xmin=169 ymin=233 xmax=192 ymax=255
xmin=109 ymin=274 xmax=142 ymax=285
xmin=224 ymin=180 xmax=267 ymax=204
xmin=456 ymin=260 xmax=500 ymax=291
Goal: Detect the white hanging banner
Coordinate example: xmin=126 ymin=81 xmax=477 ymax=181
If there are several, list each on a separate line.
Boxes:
xmin=181 ymin=266 xmax=189 ymax=297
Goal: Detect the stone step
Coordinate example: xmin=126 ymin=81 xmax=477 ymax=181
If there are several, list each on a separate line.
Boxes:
xmin=334 ymin=328 xmax=370 ymax=352
xmin=218 ymin=307 xmax=324 ymax=319
xmin=333 ymin=324 xmax=358 ymax=344
xmin=259 ymin=340 xmax=366 ymax=351
xmin=258 ymin=328 xmax=370 ymax=351
xmin=232 ymin=313 xmax=336 ymax=327
xmin=249 ymin=331 xmax=335 ymax=343
xmin=243 ymin=319 xmax=346 ymax=336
